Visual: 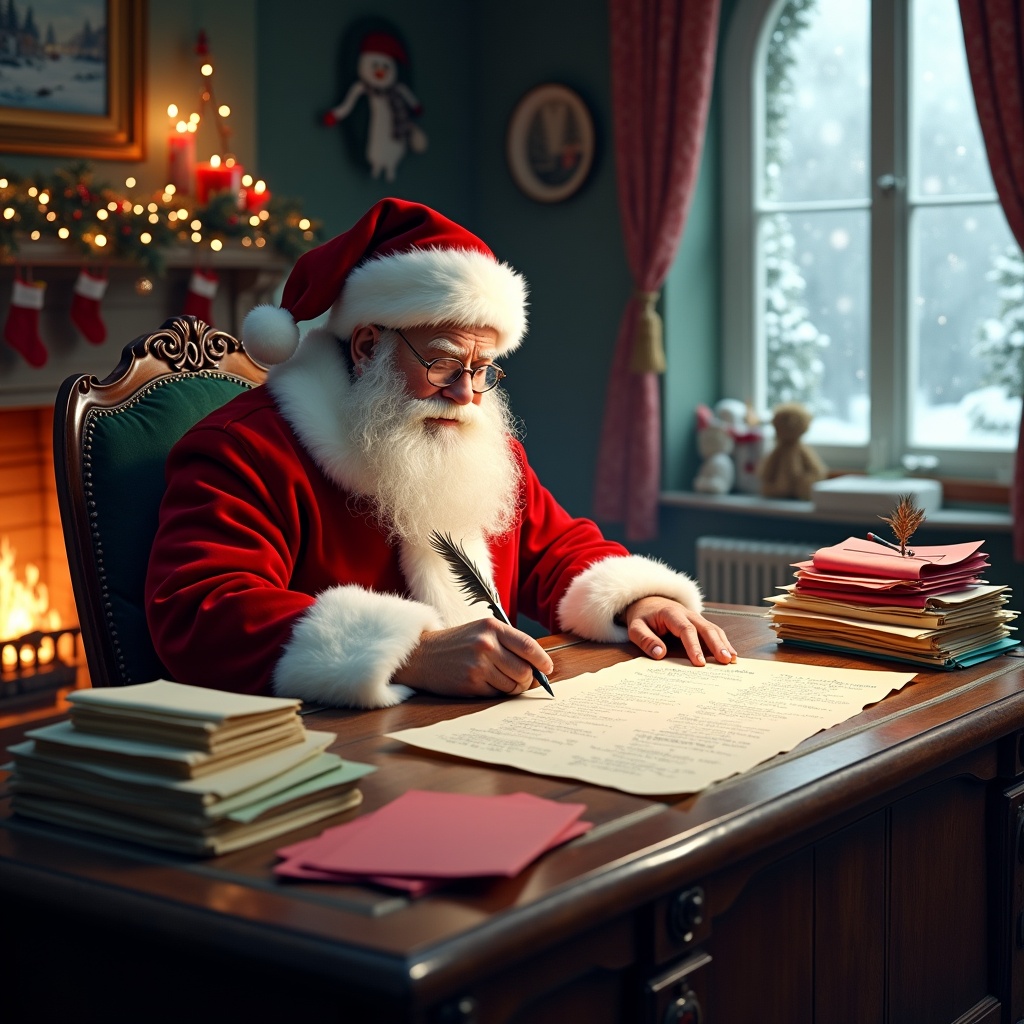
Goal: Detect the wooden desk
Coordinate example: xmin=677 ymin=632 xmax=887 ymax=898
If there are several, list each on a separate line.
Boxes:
xmin=3 ymin=607 xmax=1024 ymax=1024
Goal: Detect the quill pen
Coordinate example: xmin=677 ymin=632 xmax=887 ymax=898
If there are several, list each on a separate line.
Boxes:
xmin=428 ymin=530 xmax=554 ymax=697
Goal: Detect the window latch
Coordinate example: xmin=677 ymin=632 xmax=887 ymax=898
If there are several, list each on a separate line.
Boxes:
xmin=876 ymin=173 xmax=906 ymax=192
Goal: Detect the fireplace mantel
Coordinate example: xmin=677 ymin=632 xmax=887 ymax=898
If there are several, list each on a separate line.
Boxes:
xmin=0 ymin=241 xmax=288 ymax=410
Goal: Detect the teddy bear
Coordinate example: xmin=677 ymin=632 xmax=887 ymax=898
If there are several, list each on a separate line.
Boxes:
xmin=758 ymin=402 xmax=827 ymax=500
xmin=692 ymin=404 xmax=736 ymax=494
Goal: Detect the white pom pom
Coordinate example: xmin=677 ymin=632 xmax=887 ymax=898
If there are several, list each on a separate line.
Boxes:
xmin=242 ymin=304 xmax=300 ymax=366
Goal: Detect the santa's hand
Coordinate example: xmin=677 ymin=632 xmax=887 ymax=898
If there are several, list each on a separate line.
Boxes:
xmin=623 ymin=596 xmax=737 ymax=667
xmin=393 ymin=619 xmax=554 ymax=699
xmin=322 ymin=110 xmax=338 ymax=127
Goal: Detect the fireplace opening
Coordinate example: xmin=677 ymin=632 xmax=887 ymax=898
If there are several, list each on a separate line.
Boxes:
xmin=0 ymin=407 xmax=86 ymax=721
xmin=0 ymin=535 xmax=83 ymax=712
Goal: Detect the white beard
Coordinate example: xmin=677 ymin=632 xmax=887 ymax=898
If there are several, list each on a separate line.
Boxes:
xmin=341 ymin=338 xmax=523 ymax=543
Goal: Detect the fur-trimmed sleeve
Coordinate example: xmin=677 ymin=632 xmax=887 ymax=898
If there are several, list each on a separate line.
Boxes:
xmin=556 ymin=555 xmax=704 ymax=643
xmin=272 ymin=585 xmax=442 ymax=708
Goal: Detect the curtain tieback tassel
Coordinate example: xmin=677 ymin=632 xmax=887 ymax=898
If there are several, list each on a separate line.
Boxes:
xmin=629 ymin=289 xmax=666 ymax=374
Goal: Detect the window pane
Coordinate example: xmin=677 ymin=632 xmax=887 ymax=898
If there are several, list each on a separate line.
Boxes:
xmin=761 ymin=209 xmax=869 ymax=444
xmin=763 ymin=0 xmax=869 ymax=203
xmin=909 ymin=204 xmax=1021 ymax=449
xmin=911 ymin=0 xmax=995 ymax=198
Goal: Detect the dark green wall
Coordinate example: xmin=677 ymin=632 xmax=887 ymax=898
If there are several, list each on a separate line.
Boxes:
xmin=253 ymin=0 xmax=721 ymax=564
xmin=254 ymin=0 xmax=477 ymax=229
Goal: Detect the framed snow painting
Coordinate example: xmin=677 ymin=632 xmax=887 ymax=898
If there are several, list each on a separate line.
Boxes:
xmin=505 ymin=84 xmax=595 ymax=203
xmin=0 ymin=0 xmax=145 ymax=159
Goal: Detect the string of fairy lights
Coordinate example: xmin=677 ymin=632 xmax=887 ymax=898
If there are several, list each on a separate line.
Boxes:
xmin=0 ymin=33 xmax=321 ymax=278
xmin=0 ymin=164 xmax=320 ymax=278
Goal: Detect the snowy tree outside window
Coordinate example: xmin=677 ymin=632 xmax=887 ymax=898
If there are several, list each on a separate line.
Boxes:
xmin=969 ymin=247 xmax=1024 ymax=434
xmin=762 ymin=0 xmax=830 ymax=414
xmin=760 ymin=0 xmax=869 ymax=438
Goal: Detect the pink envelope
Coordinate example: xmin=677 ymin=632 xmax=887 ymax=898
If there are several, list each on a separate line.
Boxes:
xmin=273 ymin=814 xmax=592 ymax=895
xmin=275 ymin=816 xmax=443 ymax=894
xmin=295 ymin=790 xmax=589 ymax=879
xmin=793 ymin=584 xmax=979 ymax=608
xmin=811 ymin=538 xmax=986 ymax=580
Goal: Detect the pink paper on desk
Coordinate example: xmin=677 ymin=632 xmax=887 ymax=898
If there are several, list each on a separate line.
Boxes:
xmin=792 ymin=583 xmax=981 ymax=607
xmin=275 ymin=816 xmax=445 ymax=895
xmin=294 ymin=790 xmax=590 ymax=879
xmin=795 ymin=568 xmax=986 ymax=594
xmin=273 ymin=811 xmax=592 ymax=894
xmin=811 ymin=538 xmax=986 ymax=580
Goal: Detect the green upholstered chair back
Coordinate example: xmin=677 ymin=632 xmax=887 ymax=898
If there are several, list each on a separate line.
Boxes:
xmin=54 ymin=316 xmax=267 ymax=687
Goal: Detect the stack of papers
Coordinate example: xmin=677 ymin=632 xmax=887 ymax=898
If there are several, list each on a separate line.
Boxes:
xmin=274 ymin=789 xmax=592 ymax=895
xmin=5 ymin=680 xmax=374 ymax=856
xmin=767 ymin=537 xmax=1020 ymax=669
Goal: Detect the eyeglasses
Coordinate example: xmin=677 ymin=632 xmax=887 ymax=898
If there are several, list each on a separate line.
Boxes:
xmin=382 ymin=326 xmax=506 ymax=394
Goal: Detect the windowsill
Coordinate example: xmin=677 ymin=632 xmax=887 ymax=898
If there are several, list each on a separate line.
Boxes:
xmin=660 ymin=490 xmax=1012 ymax=533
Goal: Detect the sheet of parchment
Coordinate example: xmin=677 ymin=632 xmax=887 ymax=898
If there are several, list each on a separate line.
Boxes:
xmin=386 ymin=657 xmax=917 ymax=795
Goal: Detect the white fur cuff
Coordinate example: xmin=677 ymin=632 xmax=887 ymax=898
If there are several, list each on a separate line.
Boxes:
xmin=271 ymin=585 xmax=442 ymax=708
xmin=556 ymin=555 xmax=704 ymax=642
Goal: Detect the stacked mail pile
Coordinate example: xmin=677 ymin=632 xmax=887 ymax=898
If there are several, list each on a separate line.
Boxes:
xmin=767 ymin=537 xmax=1019 ymax=669
xmin=6 ymin=680 xmax=373 ymax=855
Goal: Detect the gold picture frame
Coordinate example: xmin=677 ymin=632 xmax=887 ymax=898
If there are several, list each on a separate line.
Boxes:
xmin=0 ymin=0 xmax=146 ymax=160
xmin=506 ymin=84 xmax=596 ymax=203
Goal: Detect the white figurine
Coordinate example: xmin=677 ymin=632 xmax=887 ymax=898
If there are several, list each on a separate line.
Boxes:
xmin=714 ymin=398 xmax=766 ymax=495
xmin=693 ymin=404 xmax=736 ymax=495
xmin=323 ymin=31 xmax=428 ymax=183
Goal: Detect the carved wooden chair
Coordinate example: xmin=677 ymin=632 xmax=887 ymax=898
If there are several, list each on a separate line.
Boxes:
xmin=53 ymin=315 xmax=267 ymax=687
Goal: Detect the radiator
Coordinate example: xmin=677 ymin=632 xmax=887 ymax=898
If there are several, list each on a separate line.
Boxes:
xmin=695 ymin=536 xmax=815 ymax=606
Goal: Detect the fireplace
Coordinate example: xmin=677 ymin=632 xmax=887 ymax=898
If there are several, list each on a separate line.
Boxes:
xmin=0 ymin=406 xmax=85 ymax=719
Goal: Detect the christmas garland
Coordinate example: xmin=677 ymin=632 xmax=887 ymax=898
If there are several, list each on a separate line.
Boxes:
xmin=0 ymin=162 xmax=322 ymax=275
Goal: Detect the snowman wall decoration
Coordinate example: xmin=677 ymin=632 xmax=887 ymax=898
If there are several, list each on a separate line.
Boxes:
xmin=323 ymin=31 xmax=428 ymax=182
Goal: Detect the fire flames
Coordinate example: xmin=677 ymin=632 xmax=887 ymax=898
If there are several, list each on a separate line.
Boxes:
xmin=1 ymin=536 xmax=62 ymax=670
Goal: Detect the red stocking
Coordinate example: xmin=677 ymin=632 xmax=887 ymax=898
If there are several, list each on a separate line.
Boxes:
xmin=3 ymin=276 xmax=48 ymax=367
xmin=70 ymin=269 xmax=108 ymax=344
xmin=183 ymin=268 xmax=218 ymax=324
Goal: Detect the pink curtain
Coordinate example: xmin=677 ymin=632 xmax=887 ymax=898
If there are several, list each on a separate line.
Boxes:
xmin=592 ymin=0 xmax=720 ymax=540
xmin=959 ymin=1 xmax=1024 ymax=558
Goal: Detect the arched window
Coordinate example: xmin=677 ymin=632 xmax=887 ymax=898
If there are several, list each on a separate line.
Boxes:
xmin=722 ymin=0 xmax=1020 ymax=481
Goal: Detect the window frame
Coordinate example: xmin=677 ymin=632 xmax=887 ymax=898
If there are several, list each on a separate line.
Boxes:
xmin=721 ymin=0 xmax=1013 ymax=483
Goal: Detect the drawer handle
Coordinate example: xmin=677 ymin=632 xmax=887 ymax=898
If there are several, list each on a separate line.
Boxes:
xmin=669 ymin=886 xmax=705 ymax=944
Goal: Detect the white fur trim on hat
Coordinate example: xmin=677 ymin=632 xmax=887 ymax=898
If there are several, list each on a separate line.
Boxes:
xmin=243 ymin=304 xmax=301 ymax=366
xmin=329 ymin=247 xmax=529 ymax=355
xmin=271 ymin=585 xmax=442 ymax=708
xmin=556 ymin=555 xmax=704 ymax=642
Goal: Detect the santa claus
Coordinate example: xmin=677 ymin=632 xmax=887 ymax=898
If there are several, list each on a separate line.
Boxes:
xmin=145 ymin=199 xmax=736 ymax=709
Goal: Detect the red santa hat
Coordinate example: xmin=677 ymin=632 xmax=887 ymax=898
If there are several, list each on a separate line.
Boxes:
xmin=242 ymin=198 xmax=529 ymax=366
xmin=360 ymin=31 xmax=408 ymax=65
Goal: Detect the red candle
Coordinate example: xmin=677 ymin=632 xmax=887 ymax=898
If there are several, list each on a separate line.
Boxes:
xmin=167 ymin=130 xmax=195 ymax=194
xmin=243 ymin=179 xmax=271 ymax=211
xmin=195 ymin=158 xmax=243 ymax=206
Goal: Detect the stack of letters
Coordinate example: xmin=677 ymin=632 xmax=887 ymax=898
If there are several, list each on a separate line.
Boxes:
xmin=5 ymin=680 xmax=373 ymax=855
xmin=766 ymin=536 xmax=1019 ymax=669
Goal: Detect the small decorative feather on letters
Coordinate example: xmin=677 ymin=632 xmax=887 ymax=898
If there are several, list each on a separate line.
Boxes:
xmin=428 ymin=531 xmax=554 ymax=696
xmin=877 ymin=493 xmax=927 ymax=557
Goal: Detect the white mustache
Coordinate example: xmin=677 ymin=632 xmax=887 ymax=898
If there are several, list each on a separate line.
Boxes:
xmin=409 ymin=398 xmax=478 ymax=424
